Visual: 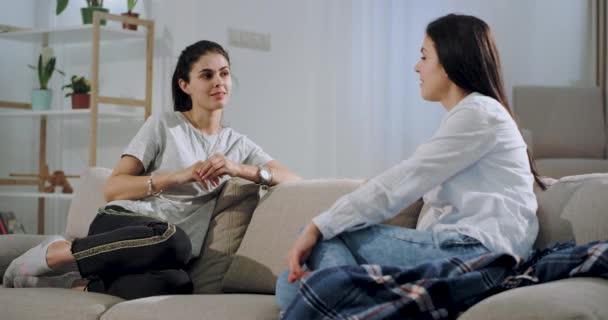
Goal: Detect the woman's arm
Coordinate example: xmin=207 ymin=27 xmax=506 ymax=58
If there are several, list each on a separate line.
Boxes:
xmin=197 ymin=156 xmax=301 ymax=186
xmin=260 ymin=160 xmax=302 ymax=185
xmin=103 ymin=155 xmax=207 ymax=202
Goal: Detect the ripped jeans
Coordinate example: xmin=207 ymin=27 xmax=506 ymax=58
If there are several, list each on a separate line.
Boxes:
xmin=275 ymin=225 xmax=490 ymax=310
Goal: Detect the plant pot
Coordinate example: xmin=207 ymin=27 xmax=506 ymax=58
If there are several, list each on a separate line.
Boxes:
xmin=71 ymin=93 xmax=90 ymax=109
xmin=121 ymin=12 xmax=140 ymax=31
xmin=81 ymin=7 xmax=109 ymax=25
xmin=31 ymin=89 xmax=53 ymax=111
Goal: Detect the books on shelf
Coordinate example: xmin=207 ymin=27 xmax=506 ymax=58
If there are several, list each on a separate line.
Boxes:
xmin=0 ymin=211 xmax=26 ymax=234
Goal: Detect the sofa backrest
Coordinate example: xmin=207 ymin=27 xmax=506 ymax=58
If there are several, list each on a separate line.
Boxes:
xmin=513 ymin=86 xmax=606 ymax=159
xmin=64 ymin=167 xmax=580 ymax=249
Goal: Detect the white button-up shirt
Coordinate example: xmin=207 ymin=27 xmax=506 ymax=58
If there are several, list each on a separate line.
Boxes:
xmin=313 ymin=93 xmax=538 ymax=258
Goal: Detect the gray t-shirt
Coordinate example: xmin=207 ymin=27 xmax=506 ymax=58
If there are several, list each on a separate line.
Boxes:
xmin=107 ymin=111 xmax=273 ymax=257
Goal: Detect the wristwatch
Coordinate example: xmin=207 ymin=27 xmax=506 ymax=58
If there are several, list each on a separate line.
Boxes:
xmin=257 ymin=166 xmax=273 ymax=186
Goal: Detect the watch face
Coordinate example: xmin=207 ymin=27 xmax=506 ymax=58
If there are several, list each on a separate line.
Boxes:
xmin=260 ymin=168 xmax=271 ymax=181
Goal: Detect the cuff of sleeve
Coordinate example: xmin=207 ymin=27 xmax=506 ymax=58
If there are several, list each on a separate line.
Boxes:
xmin=312 ymin=211 xmax=338 ymax=240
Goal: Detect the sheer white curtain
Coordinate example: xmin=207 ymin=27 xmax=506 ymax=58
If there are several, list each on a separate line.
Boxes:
xmin=327 ymin=1 xmax=444 ymax=178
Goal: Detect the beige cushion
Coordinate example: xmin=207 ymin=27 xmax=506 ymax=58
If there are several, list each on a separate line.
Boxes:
xmin=534 ymin=173 xmax=608 ymax=249
xmin=187 ymin=178 xmax=260 ymax=294
xmin=65 ymin=167 xmax=111 ymax=239
xmin=459 ymin=278 xmax=608 ymax=320
xmin=0 ymin=287 xmax=123 ymax=320
xmin=222 ymin=179 xmax=423 ymax=294
xmin=100 ymin=294 xmax=278 ymax=320
xmin=560 ymin=174 xmax=608 ymax=244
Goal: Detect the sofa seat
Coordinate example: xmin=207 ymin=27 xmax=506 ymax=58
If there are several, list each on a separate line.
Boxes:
xmin=459 ymin=277 xmax=608 ymax=320
xmin=0 ymin=287 xmax=123 ymax=320
xmin=100 ymin=294 xmax=278 ymax=320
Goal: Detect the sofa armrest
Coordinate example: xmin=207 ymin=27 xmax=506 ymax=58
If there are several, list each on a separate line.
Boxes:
xmin=0 ymin=235 xmax=47 ymax=284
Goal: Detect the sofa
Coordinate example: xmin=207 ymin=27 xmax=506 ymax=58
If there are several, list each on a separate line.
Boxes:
xmin=513 ymin=85 xmax=608 ymax=178
xmin=1 ymin=167 xmax=608 ymax=320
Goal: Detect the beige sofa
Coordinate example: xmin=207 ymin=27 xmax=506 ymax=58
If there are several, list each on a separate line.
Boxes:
xmin=1 ymin=167 xmax=608 ymax=320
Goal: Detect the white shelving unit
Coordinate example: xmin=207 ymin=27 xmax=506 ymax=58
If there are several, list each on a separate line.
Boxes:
xmin=0 ymin=109 xmax=144 ymax=118
xmin=0 ymin=12 xmax=154 ymax=233
xmin=0 ymin=192 xmax=74 ymax=200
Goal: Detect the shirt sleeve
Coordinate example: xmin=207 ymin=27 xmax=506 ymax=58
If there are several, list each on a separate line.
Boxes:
xmin=121 ymin=116 xmax=161 ymax=172
xmin=240 ymin=136 xmax=274 ymax=167
xmin=312 ymin=107 xmax=499 ymax=240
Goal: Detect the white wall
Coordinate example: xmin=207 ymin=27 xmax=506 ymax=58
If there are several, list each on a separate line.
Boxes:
xmin=0 ymin=0 xmax=595 ymax=234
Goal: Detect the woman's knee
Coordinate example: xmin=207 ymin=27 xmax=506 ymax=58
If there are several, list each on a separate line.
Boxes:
xmin=165 ymin=225 xmax=192 ymax=265
xmin=152 ymin=223 xmax=192 ymax=266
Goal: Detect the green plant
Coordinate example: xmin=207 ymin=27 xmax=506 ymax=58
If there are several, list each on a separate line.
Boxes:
xmin=56 ymin=0 xmax=104 ymax=15
xmin=28 ymin=47 xmax=65 ymax=90
xmin=127 ymin=0 xmax=138 ymax=13
xmin=62 ymin=75 xmax=91 ymax=97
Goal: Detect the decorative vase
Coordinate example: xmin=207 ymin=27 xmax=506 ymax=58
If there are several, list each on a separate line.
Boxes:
xmin=121 ymin=12 xmax=140 ymax=31
xmin=31 ymin=89 xmax=52 ymax=111
xmin=81 ymin=7 xmax=109 ymax=25
xmin=71 ymin=93 xmax=90 ymax=109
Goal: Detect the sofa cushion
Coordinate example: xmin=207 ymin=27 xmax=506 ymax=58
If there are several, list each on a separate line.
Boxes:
xmin=0 ymin=287 xmax=123 ymax=320
xmin=534 ymin=175 xmax=580 ymax=249
xmin=187 ymin=178 xmax=260 ymax=294
xmin=100 ymin=294 xmax=278 ymax=320
xmin=560 ymin=174 xmax=608 ymax=244
xmin=65 ymin=167 xmax=111 ymax=239
xmin=222 ymin=179 xmax=423 ymax=294
xmin=458 ymin=278 xmax=608 ymax=320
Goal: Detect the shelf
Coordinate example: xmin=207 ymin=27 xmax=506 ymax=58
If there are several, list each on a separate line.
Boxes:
xmin=0 ymin=25 xmax=145 ymax=44
xmin=0 ymin=109 xmax=145 ymax=119
xmin=0 ymin=191 xmax=73 ymax=200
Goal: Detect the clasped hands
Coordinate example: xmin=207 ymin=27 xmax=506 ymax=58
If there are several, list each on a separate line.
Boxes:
xmin=184 ymin=153 xmax=240 ymax=191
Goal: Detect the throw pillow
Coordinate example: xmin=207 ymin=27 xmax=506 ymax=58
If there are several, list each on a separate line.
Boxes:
xmin=187 ymin=177 xmax=260 ymax=294
xmin=534 ymin=174 xmax=608 ymax=249
xmin=560 ymin=174 xmax=608 ymax=245
xmin=222 ymin=179 xmax=423 ymax=294
xmin=65 ymin=167 xmax=111 ymax=239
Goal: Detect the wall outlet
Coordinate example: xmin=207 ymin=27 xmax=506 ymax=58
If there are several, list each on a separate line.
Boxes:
xmin=228 ymin=28 xmax=271 ymax=52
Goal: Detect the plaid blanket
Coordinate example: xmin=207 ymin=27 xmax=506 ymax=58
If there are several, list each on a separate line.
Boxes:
xmin=281 ymin=240 xmax=608 ymax=320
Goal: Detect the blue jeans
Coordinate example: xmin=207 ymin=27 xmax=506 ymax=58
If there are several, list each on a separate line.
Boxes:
xmin=275 ymin=225 xmax=489 ymax=310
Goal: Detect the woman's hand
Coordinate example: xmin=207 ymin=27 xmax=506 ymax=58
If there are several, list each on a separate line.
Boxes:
xmin=171 ymin=161 xmax=208 ymax=186
xmin=196 ymin=153 xmax=241 ymax=188
xmin=285 ymin=222 xmax=321 ymax=283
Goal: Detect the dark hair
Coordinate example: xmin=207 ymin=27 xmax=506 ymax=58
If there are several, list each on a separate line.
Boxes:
xmin=171 ymin=40 xmax=231 ymax=112
xmin=426 ymin=14 xmax=546 ymax=190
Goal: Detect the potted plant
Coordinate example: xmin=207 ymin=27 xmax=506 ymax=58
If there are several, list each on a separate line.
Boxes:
xmin=28 ymin=47 xmax=65 ymax=111
xmin=62 ymin=75 xmax=91 ymax=109
xmin=56 ymin=0 xmax=108 ymax=25
xmin=121 ymin=0 xmax=139 ymax=31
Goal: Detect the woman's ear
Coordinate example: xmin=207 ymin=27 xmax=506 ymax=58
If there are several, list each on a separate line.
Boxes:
xmin=178 ymin=78 xmax=190 ymax=95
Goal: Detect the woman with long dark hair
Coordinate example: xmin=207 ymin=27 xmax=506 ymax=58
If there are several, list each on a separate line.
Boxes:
xmin=3 ymin=40 xmax=300 ymax=299
xmin=276 ymin=14 xmax=544 ymax=310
